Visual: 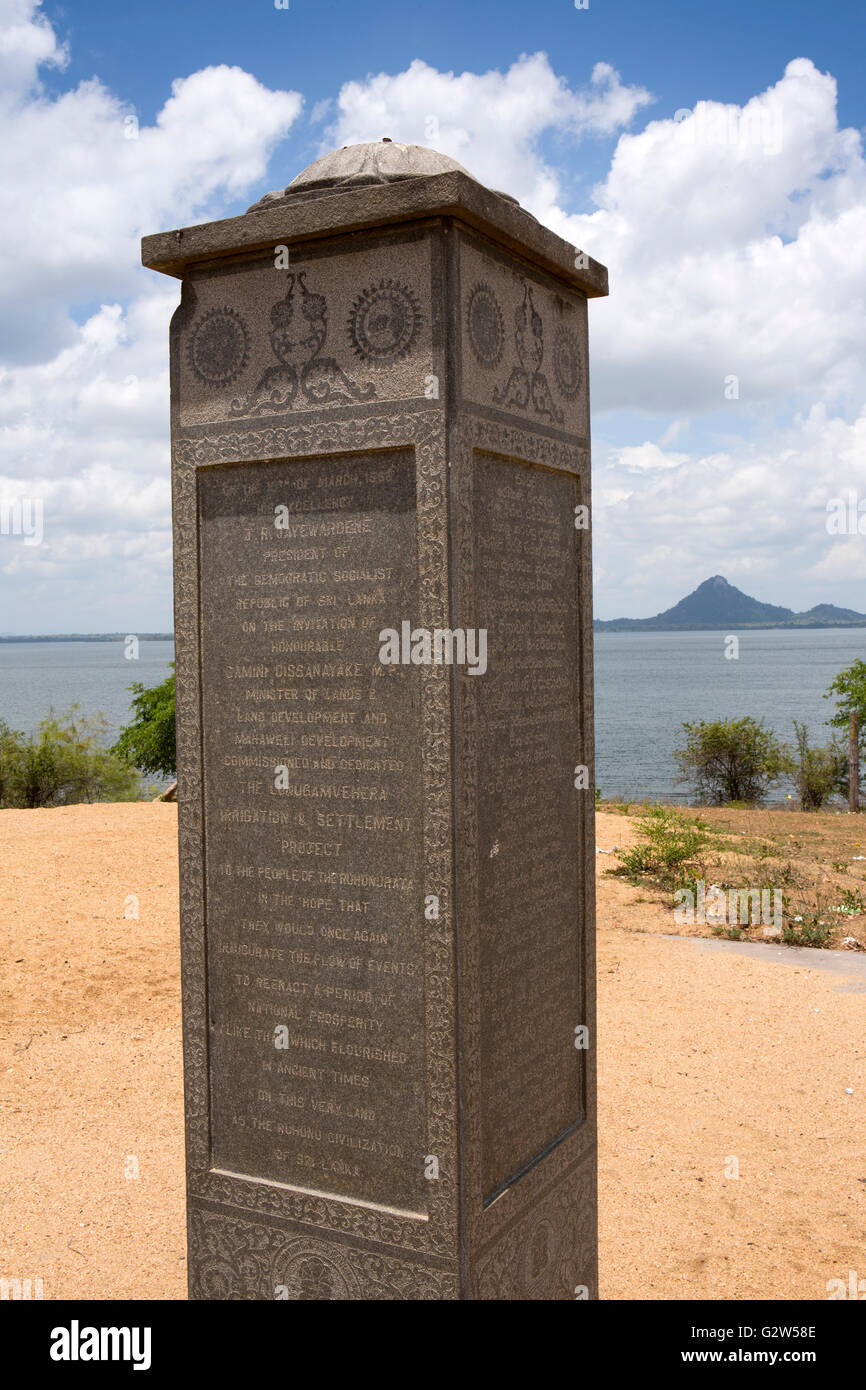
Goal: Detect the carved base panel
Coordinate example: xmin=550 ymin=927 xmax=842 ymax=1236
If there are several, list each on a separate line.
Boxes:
xmin=471 ymin=1151 xmax=597 ymax=1301
xmin=187 ymin=1146 xmax=593 ymax=1301
xmin=188 ymin=1203 xmax=458 ymax=1301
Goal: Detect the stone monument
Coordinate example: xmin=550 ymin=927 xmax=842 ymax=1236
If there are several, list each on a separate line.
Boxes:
xmin=142 ymin=140 xmax=607 ymax=1300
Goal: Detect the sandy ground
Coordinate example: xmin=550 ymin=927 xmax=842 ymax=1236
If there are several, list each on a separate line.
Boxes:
xmin=1 ymin=803 xmax=864 ymax=1300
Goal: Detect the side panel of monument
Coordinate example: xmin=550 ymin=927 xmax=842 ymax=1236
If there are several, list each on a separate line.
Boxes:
xmin=169 ymin=225 xmax=463 ymax=1299
xmin=451 ymin=228 xmax=598 ymax=1299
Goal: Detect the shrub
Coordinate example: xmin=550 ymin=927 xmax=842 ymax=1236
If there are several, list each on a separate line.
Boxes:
xmin=674 ymin=717 xmax=794 ymax=806
xmin=783 ymin=917 xmax=833 ymax=948
xmin=615 ymin=805 xmax=710 ymax=889
xmin=792 ymin=720 xmax=847 ymax=811
xmin=0 ymin=718 xmax=25 ymax=804
xmin=0 ymin=707 xmax=140 ymax=808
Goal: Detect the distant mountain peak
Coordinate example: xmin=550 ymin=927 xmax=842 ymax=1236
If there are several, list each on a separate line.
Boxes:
xmin=652 ymin=577 xmax=793 ymax=628
xmin=595 ymin=577 xmax=866 ymax=632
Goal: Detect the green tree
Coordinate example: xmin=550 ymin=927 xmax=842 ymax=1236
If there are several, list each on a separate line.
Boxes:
xmin=675 ymin=717 xmax=794 ymax=805
xmin=792 ymin=720 xmax=847 ymax=811
xmin=825 ymin=659 xmax=866 ymax=736
xmin=825 ymin=660 xmax=866 ymax=805
xmin=113 ymin=668 xmax=176 ymax=778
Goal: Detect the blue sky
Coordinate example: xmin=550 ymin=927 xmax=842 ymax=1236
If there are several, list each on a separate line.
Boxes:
xmin=48 ymin=0 xmax=864 ymax=128
xmin=45 ymin=0 xmax=866 ymax=219
xmin=1 ymin=0 xmax=865 ymax=629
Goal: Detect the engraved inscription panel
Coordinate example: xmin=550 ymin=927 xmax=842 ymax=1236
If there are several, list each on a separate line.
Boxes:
xmin=473 ymin=452 xmax=584 ymax=1200
xmin=198 ymin=451 xmax=426 ymax=1213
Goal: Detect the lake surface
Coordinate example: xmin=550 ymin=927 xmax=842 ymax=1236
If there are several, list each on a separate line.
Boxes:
xmin=0 ymin=629 xmax=862 ymax=801
xmin=594 ymin=628 xmax=866 ymax=801
xmin=0 ymin=640 xmax=176 ymax=745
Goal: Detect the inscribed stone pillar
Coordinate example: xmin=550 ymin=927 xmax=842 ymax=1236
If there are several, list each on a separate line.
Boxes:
xmin=142 ymin=140 xmax=608 ymax=1300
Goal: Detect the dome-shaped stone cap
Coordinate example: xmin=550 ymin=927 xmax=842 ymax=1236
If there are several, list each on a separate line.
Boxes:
xmin=246 ymin=139 xmax=520 ymax=213
xmin=294 ymin=139 xmax=474 ymax=189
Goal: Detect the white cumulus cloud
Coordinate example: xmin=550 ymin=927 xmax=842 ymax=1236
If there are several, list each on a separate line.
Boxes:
xmin=325 ymin=53 xmax=652 ymax=209
xmin=0 ymin=1 xmax=304 ymax=629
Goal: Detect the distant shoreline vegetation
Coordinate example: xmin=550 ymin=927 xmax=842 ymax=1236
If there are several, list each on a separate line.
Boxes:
xmin=0 ymin=634 xmax=174 ymax=642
